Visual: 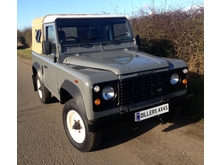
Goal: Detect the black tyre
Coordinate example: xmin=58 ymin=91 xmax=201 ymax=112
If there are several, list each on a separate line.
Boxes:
xmin=63 ymin=99 xmax=102 ymax=152
xmin=36 ymin=75 xmax=51 ymax=103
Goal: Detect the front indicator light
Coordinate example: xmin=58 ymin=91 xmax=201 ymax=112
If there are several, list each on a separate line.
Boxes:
xmin=94 ymin=99 xmax=101 ymax=105
xmin=182 ymin=79 xmax=188 ymax=85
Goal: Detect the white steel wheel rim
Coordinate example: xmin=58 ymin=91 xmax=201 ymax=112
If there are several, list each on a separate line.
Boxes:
xmin=66 ymin=110 xmax=86 ymax=143
xmin=37 ymin=78 xmax=42 ymax=98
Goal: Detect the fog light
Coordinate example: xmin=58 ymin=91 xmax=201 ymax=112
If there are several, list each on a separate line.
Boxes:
xmin=94 ymin=99 xmax=101 ymax=105
xmin=182 ymin=79 xmax=188 ymax=85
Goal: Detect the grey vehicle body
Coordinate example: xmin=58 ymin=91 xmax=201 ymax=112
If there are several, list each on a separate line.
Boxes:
xmin=31 ymin=14 xmax=194 ymax=151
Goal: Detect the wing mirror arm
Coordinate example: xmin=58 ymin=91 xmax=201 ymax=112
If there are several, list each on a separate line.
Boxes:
xmin=135 ymin=35 xmax=140 ymax=48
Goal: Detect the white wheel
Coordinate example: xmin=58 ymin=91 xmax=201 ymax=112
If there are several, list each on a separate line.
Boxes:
xmin=36 ymin=75 xmax=51 ymax=103
xmin=63 ymin=99 xmax=102 ymax=152
xmin=37 ymin=78 xmax=43 ymax=99
xmin=66 ymin=110 xmax=86 ymax=143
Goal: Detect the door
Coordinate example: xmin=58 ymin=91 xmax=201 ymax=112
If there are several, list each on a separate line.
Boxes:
xmin=42 ymin=24 xmax=59 ymax=96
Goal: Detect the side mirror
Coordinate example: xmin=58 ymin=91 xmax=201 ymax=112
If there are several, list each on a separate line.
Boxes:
xmin=42 ymin=41 xmax=52 ymax=54
xmin=135 ymin=35 xmax=140 ymax=47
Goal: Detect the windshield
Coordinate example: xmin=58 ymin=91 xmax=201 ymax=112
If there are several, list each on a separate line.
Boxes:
xmin=56 ymin=17 xmax=134 ymax=46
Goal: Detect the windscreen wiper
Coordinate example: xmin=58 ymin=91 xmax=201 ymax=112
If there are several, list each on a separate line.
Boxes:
xmin=105 ymin=39 xmax=134 ymax=45
xmin=79 ymin=38 xmax=101 ymax=47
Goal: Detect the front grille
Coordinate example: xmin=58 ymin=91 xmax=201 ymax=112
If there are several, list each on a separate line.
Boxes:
xmin=120 ymin=71 xmax=170 ymax=106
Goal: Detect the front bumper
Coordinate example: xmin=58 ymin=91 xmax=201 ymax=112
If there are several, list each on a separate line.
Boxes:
xmin=88 ymin=94 xmax=194 ymax=132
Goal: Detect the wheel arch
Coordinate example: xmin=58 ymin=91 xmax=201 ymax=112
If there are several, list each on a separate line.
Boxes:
xmin=32 ymin=62 xmax=43 ymax=91
xmin=60 ymin=80 xmax=87 ymax=120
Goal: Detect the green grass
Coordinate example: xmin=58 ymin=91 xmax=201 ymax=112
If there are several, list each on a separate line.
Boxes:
xmin=17 ymin=48 xmax=32 ymax=59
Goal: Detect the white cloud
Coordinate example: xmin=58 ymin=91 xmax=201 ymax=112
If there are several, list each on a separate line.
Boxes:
xmin=184 ymin=4 xmax=204 ymax=11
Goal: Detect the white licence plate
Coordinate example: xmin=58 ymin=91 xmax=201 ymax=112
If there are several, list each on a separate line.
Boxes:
xmin=134 ymin=103 xmax=169 ymax=122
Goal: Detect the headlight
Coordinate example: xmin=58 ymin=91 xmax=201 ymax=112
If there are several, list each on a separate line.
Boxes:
xmin=102 ymin=86 xmax=115 ymax=100
xmin=170 ymin=73 xmax=179 ymax=85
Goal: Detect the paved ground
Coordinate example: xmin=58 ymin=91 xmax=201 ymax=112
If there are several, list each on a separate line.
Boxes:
xmin=17 ymin=56 xmax=204 ymax=165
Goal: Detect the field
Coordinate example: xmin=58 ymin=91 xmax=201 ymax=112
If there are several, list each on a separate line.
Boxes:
xmin=17 ymin=48 xmax=32 ymax=59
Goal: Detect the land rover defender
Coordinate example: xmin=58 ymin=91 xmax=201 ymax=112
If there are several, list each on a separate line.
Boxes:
xmin=31 ymin=14 xmax=194 ymax=152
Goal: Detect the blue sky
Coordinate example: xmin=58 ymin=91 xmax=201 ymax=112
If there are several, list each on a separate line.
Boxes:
xmin=17 ymin=0 xmax=203 ymax=30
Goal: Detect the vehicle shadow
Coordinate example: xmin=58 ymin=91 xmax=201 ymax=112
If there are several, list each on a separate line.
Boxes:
xmin=96 ymin=118 xmax=160 ymax=151
xmin=96 ymin=114 xmax=202 ymax=151
xmin=49 ymin=96 xmax=60 ymax=104
xmin=161 ymin=115 xmax=203 ymax=132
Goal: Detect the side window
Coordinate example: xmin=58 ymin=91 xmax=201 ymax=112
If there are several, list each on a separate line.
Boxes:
xmin=46 ymin=26 xmax=56 ymax=55
xmin=35 ymin=29 xmax=41 ymax=43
